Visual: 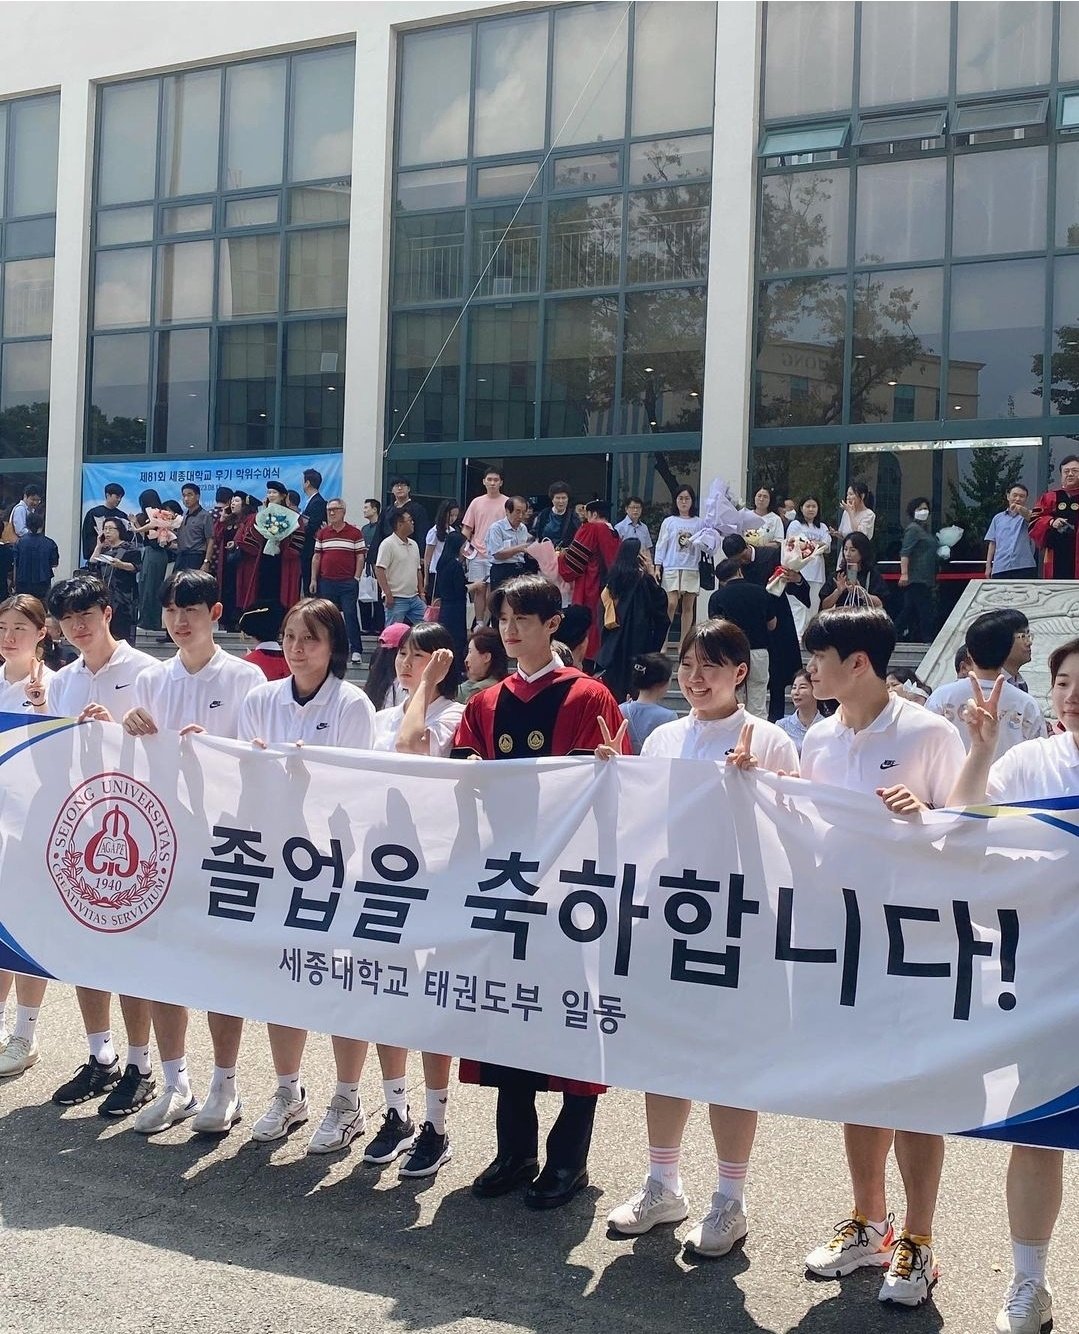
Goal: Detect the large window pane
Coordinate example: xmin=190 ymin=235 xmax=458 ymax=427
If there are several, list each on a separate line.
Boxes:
xmin=859 ymin=2 xmax=950 ymax=107
xmin=466 ymin=304 xmax=538 ymax=439
xmin=953 ymin=148 xmax=1047 ymax=256
xmin=88 ymin=332 xmax=150 ymax=454
xmin=97 ymin=206 xmax=154 ymax=246
xmin=956 ymin=2 xmax=1052 ymax=95
xmin=153 ymin=328 xmax=209 ymax=452
xmin=160 ymin=70 xmax=221 ymax=197
xmin=749 ymin=444 xmax=841 ymax=520
xmin=216 ymin=324 xmax=277 ymax=452
xmin=0 ymin=341 xmax=51 ymax=456
xmin=1048 ymin=256 xmax=1079 ymax=416
xmin=761 ymin=170 xmax=849 ymax=273
xmin=5 ymin=217 xmax=56 ymax=260
xmin=948 ymin=259 xmax=1044 ymax=419
xmin=224 ymin=60 xmax=286 ymax=190
xmin=474 ymin=13 xmax=548 ymax=158
xmin=161 ymin=203 xmax=213 ymax=235
xmin=281 ymin=318 xmax=345 ymax=451
xmin=286 ymin=228 xmax=348 ymax=311
xmin=398 ymin=28 xmax=471 ymax=167
xmin=396 ymin=167 xmax=467 ymax=212
xmin=627 ymin=184 xmax=709 ymax=284
xmin=390 ymin=310 xmax=461 ymax=444
xmin=473 ymin=204 xmax=541 ymax=297
xmin=10 ymin=96 xmax=59 ymax=217
xmin=288 ymin=184 xmax=350 ymax=224
xmin=552 ymin=152 xmax=619 ymax=192
xmin=855 ymin=159 xmax=945 ymax=265
xmin=629 ymin=135 xmax=711 ymax=185
xmin=764 ymin=2 xmax=854 ymax=120
xmin=156 ymin=241 xmax=214 ymax=322
xmin=755 ymin=276 xmax=846 ymax=427
xmin=93 ymin=248 xmax=152 ymax=329
xmin=98 ymin=82 xmax=159 ymax=206
xmin=1055 ymin=141 xmax=1079 ymax=249
xmin=0 ymin=104 xmax=7 ymax=216
xmin=3 ymin=258 xmax=54 ymax=337
xmin=632 ymin=2 xmax=716 ymax=136
xmin=1061 ymin=3 xmax=1079 ymax=82
xmin=546 ymin=196 xmax=620 ymax=291
xmin=552 ymin=3 xmax=628 ymax=147
xmin=541 ymin=296 xmax=617 ymax=438
xmin=623 ymin=288 xmax=706 ymax=433
xmin=219 ymin=234 xmax=280 ymax=317
xmin=394 ymin=213 xmax=464 ymax=304
xmin=851 ymin=268 xmax=943 ymax=424
xmin=290 ymin=46 xmax=355 ymax=181
xmin=225 ymin=195 xmax=279 ymax=229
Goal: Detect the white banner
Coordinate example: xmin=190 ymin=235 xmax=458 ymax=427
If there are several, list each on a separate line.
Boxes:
xmin=2 ymin=714 xmax=1078 ymax=1150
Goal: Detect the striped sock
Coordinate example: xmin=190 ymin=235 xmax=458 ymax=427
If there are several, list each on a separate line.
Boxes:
xmin=648 ymin=1145 xmax=682 ymax=1194
xmin=717 ymin=1158 xmax=748 ymax=1209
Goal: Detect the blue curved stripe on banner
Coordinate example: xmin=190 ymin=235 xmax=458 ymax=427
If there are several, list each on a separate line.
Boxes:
xmin=960 ymin=1111 xmax=1079 ymax=1150
xmin=0 ymin=920 xmax=54 ymax=980
xmin=0 ymin=713 xmax=80 ymax=769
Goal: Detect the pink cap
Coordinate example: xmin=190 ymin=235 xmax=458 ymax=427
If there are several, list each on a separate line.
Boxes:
xmin=378 ymin=622 xmax=411 ymax=649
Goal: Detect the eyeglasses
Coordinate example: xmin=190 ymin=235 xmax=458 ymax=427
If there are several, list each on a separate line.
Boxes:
xmin=1014 ymin=631 xmax=1033 ymax=642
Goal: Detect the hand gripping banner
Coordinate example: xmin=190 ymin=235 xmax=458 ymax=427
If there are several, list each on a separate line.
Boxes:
xmin=2 ymin=713 xmax=1077 ymax=1150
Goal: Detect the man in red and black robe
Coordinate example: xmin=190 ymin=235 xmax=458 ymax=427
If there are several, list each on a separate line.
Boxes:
xmin=1029 ymin=455 xmax=1079 ymax=578
xmin=453 ymin=572 xmax=629 ymax=1210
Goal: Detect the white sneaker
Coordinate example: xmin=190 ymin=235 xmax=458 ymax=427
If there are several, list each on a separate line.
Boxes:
xmin=878 ymin=1234 xmax=938 ymax=1307
xmin=0 ymin=1036 xmax=39 ymax=1077
xmin=805 ymin=1213 xmax=895 ymax=1277
xmin=192 ymin=1082 xmax=243 ymax=1134
xmin=133 ymin=1086 xmax=201 ymax=1135
xmin=684 ymin=1193 xmax=748 ymax=1258
xmin=608 ymin=1178 xmax=690 ymax=1236
xmin=251 ymin=1086 xmax=310 ymax=1142
xmin=350 ymin=652 xmax=363 ymax=664
xmin=306 ymin=1094 xmax=366 ymax=1155
xmin=0 ymin=1030 xmax=9 ymax=1056
xmin=995 ymin=1276 xmax=1053 ymax=1333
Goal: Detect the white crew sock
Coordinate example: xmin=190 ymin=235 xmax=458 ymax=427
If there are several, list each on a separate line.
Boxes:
xmin=425 ymin=1086 xmax=448 ymax=1135
xmin=87 ymin=1030 xmax=116 ymax=1066
xmin=717 ymin=1159 xmax=748 ymax=1209
xmin=335 ymin=1080 xmax=361 ymax=1111
xmin=1012 ymin=1238 xmax=1051 ymax=1285
xmin=208 ymin=1065 xmax=237 ymax=1097
xmin=277 ymin=1070 xmax=301 ymax=1099
xmin=13 ymin=1005 xmax=39 ymax=1044
xmin=126 ymin=1043 xmax=152 ymax=1076
xmin=162 ymin=1056 xmax=191 ymax=1099
xmin=383 ymin=1077 xmax=408 ymax=1119
xmin=648 ymin=1145 xmax=682 ymax=1194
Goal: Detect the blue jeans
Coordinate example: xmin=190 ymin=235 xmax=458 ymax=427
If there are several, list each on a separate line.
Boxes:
xmin=317 ymin=576 xmax=362 ymax=653
xmin=386 ymin=595 xmax=426 ymax=626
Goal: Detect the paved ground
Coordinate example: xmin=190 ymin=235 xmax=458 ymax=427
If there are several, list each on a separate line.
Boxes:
xmin=1 ymin=986 xmax=1075 ymax=1334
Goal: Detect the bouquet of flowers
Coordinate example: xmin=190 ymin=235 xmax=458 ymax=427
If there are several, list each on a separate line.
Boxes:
xmin=936 ymin=524 xmax=964 ymax=560
xmin=765 ymin=533 xmax=827 ymax=597
xmin=254 ymin=502 xmax=300 ymax=556
xmin=144 ymin=507 xmax=180 ymax=549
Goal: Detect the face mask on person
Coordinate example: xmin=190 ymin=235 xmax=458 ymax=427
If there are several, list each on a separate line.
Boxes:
xmin=784 ymin=510 xmax=796 ymax=521
xmin=914 ymin=508 xmax=930 ymax=522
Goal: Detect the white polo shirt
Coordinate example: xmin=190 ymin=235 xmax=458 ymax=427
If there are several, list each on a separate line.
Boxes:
xmin=133 ymin=647 xmax=264 ymax=738
xmin=986 ymin=732 xmax=1079 ymax=803
xmin=240 ymin=673 xmax=376 ymax=749
xmin=642 ymin=708 xmax=798 ymax=774
xmin=48 ymin=639 xmax=157 ymax=718
xmin=800 ymin=693 xmax=964 ymax=808
xmin=0 ymin=664 xmax=54 ymax=714
xmin=373 ymin=695 xmax=465 ymax=756
xmin=925 ymin=675 xmax=1044 ymax=760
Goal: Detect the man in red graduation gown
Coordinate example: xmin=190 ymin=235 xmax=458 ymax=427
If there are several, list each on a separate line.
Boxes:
xmin=453 ymin=573 xmax=630 ymax=1210
xmin=558 ymin=500 xmax=622 ymax=662
xmin=1029 ymin=454 xmax=1079 ymax=578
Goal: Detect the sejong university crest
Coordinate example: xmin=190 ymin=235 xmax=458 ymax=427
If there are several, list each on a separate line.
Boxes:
xmin=47 ymin=772 xmax=177 ymax=932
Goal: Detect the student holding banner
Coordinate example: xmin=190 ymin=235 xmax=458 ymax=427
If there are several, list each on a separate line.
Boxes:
xmin=800 ymin=608 xmax=965 ymax=1309
xmin=120 ymin=570 xmax=264 ymax=1137
xmin=241 ymin=599 xmax=378 ymax=1156
xmin=949 ymin=639 xmax=1079 ymax=1334
xmin=603 ymin=618 xmax=798 ymax=1257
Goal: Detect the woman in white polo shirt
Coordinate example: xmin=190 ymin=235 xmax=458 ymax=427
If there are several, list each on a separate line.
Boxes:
xmin=244 ymin=598 xmax=377 ymax=1157
xmin=949 ymin=637 xmax=1079 ymax=1334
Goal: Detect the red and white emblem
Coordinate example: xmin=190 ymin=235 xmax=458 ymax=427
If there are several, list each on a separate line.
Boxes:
xmin=47 ymin=772 xmax=177 ymax=932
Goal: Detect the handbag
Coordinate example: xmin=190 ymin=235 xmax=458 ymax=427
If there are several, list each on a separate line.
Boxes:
xmin=698 ymin=552 xmax=716 ymax=591
xmin=357 ymin=571 xmax=379 ymax=602
xmin=1 ymin=519 xmax=16 ymax=546
xmin=422 ymin=601 xmax=440 ymax=622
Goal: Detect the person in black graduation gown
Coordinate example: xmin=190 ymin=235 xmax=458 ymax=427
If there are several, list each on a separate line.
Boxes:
xmin=720 ymin=533 xmax=807 ymax=721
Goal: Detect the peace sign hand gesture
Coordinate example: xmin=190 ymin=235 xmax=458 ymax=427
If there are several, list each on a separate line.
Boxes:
xmin=960 ymin=673 xmax=1004 ymax=752
xmin=595 ymin=715 xmax=628 ymax=761
xmin=726 ymin=720 xmax=758 ymax=770
xmin=24 ymin=659 xmax=46 ymax=710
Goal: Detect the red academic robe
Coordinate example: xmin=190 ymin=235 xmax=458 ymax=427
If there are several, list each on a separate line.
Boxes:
xmin=236 ymin=513 xmax=305 ymax=611
xmin=1029 ymin=487 xmax=1079 ymax=579
xmin=453 ymin=666 xmax=629 ymax=1096
xmin=242 ymin=646 xmax=291 ymax=681
xmin=557 ymin=521 xmax=622 ymax=659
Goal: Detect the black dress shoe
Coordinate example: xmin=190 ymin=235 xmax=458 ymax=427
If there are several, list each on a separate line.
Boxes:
xmin=523 ymin=1164 xmax=589 ymax=1210
xmin=471 ymin=1155 xmax=539 ymax=1198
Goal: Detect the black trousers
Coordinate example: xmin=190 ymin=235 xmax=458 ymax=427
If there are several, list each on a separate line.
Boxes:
xmin=495 ymin=1085 xmax=597 ymax=1171
xmin=896 ymin=581 xmax=936 ymax=642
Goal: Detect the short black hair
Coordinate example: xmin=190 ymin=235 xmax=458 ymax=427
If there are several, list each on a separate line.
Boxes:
xmin=680 ymin=618 xmax=750 ymax=670
xmin=803 ymin=607 xmax=896 ymax=680
xmin=585 ymin=499 xmax=611 ymax=517
xmin=282 ymin=598 xmax=349 ymax=679
xmin=558 ymin=604 xmax=592 ymax=652
xmin=399 ymin=621 xmax=461 ymax=699
xmin=966 ymin=609 xmax=1021 ymax=673
xmin=23 ymin=484 xmax=42 ymax=499
xmin=721 ymin=533 xmax=747 ymax=559
xmin=906 ymin=496 xmax=931 ymax=520
xmin=1060 ymin=455 xmax=1079 ymax=470
xmin=954 ymin=644 xmax=972 ymax=675
xmin=630 ymin=652 xmax=672 ymax=692
xmin=181 ymin=482 xmax=201 ymax=497
xmin=48 ymin=573 xmax=110 ymax=617
xmin=159 ymin=568 xmax=218 ymax=611
xmin=490 ymin=573 xmax=563 ymax=626
xmin=994 ymin=607 xmax=1030 ymax=637
xmin=715 ymin=557 xmax=743 ymax=583
xmin=303 ymin=468 xmax=323 ymax=489
xmin=504 ymin=495 xmax=528 ymax=513
xmin=26 ymin=512 xmax=43 ymax=534
xmin=365 ymin=498 xmax=381 ymax=513
xmin=215 ymin=485 xmax=234 ymax=505
xmin=389 ymin=476 xmax=410 ymax=488
xmin=104 ymin=483 xmax=125 ymax=499
xmin=482 ymin=466 xmax=503 ymax=480
xmin=392 ymin=509 xmax=414 ymax=530
xmin=625 ymin=496 xmax=644 ymax=507
xmin=286 ymin=489 xmax=301 ymax=508
xmin=548 ymin=480 xmax=570 ymax=499
xmin=1007 ymin=483 xmax=1029 ymax=497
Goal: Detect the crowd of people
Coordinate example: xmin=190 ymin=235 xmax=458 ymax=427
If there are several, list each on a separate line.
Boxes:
xmin=0 ymin=460 xmax=1077 ymax=1334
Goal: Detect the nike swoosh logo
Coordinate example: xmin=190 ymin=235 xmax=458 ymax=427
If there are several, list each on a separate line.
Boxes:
xmin=316 ymin=722 xmax=329 ymax=730
xmin=209 ymin=700 xmax=222 ymax=708
xmin=879 ymin=759 xmax=898 ymax=769
xmin=114 ymin=683 xmax=131 ymax=690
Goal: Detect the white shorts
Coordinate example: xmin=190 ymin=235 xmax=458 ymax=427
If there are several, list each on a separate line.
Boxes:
xmin=661 ymin=566 xmax=700 ymax=595
xmin=467 ymin=556 xmax=491 ymax=584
